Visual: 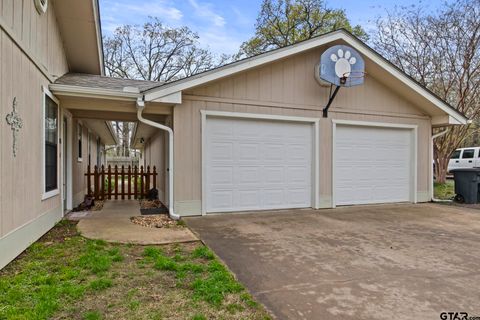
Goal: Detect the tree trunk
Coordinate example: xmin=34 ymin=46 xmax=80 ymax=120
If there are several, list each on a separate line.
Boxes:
xmin=434 ymin=153 xmax=449 ymax=184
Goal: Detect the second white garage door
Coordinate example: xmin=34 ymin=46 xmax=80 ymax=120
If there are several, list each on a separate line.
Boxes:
xmin=334 ymin=124 xmax=414 ymax=206
xmin=205 ymin=117 xmax=313 ymax=213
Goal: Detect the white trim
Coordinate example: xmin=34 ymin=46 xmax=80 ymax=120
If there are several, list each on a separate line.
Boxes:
xmin=332 ymin=119 xmax=418 ymax=129
xmin=62 ymin=109 xmax=73 ymax=212
xmin=331 ymin=119 xmax=418 ymax=208
xmin=92 ymin=0 xmax=105 ymax=76
xmin=49 ymin=84 xmax=140 ymax=100
xmin=41 ymin=86 xmax=60 ymax=201
xmin=152 ymin=91 xmax=182 ymax=104
xmin=0 ymin=206 xmax=62 ymax=270
xmin=201 ymin=110 xmax=320 ymax=215
xmin=143 ymin=30 xmax=467 ymax=125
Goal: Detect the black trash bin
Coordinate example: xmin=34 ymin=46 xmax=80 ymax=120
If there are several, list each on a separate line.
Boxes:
xmin=451 ymin=168 xmax=480 ymax=204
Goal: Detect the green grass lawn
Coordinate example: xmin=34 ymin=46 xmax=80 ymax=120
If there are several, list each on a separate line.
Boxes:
xmin=0 ymin=221 xmax=270 ymax=320
xmin=434 ymin=180 xmax=455 ymax=200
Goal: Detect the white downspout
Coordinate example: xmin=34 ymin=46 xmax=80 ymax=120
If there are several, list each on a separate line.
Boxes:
xmin=431 ymin=128 xmax=451 ymax=202
xmin=136 ymin=97 xmax=180 ymax=220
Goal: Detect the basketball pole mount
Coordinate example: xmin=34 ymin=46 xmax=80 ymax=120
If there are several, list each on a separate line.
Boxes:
xmin=323 ymin=81 xmax=343 ymax=118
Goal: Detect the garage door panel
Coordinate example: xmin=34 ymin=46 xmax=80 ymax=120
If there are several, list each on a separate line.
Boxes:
xmin=288 ymin=188 xmax=311 ymax=205
xmin=209 ymin=166 xmax=234 ymax=185
xmin=262 ymin=189 xmax=285 ymax=206
xmin=335 ymin=125 xmax=412 ymax=206
xmin=237 ymin=166 xmax=262 ymax=185
xmin=264 ymin=167 xmax=285 ymax=184
xmin=206 ymin=117 xmax=313 ymax=213
xmin=210 ymin=142 xmax=234 ymax=161
xmin=209 ymin=191 xmax=234 ymax=209
xmin=286 ymin=166 xmax=310 ymax=184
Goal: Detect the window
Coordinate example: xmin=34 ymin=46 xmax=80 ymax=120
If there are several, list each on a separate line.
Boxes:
xmin=450 ymin=150 xmax=461 ymax=159
xmin=43 ymin=89 xmax=59 ymax=198
xmin=77 ymin=123 xmax=83 ymax=161
xmin=462 ymin=149 xmax=475 ymax=159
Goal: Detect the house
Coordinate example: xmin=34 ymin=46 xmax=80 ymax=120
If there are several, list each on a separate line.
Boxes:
xmin=0 ymin=0 xmax=468 ymax=269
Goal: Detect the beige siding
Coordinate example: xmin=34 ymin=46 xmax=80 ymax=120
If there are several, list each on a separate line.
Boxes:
xmin=0 ymin=13 xmax=68 ymax=239
xmin=143 ymin=129 xmax=167 ymax=202
xmin=186 ymin=47 xmax=425 ymax=117
xmin=0 ymin=0 xmax=68 ymax=79
xmin=174 ymin=49 xmax=433 ymax=215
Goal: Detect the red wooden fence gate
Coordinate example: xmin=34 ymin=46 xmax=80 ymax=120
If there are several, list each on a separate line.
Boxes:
xmin=85 ymin=165 xmax=158 ymax=200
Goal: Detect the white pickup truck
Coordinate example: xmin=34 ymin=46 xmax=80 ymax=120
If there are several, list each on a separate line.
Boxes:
xmin=448 ymin=147 xmax=480 ymax=172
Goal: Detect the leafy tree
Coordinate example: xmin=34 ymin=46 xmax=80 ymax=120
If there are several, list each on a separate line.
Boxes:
xmin=104 ymin=17 xmax=216 ymax=82
xmin=238 ymin=0 xmax=368 ymax=58
xmin=372 ymin=0 xmax=480 ymax=183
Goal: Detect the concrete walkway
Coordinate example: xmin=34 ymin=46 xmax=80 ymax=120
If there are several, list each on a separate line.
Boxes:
xmin=77 ymin=200 xmax=198 ymax=244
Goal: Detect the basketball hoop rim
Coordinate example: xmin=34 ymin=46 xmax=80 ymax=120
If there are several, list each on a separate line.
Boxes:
xmin=342 ymin=71 xmax=367 ymax=79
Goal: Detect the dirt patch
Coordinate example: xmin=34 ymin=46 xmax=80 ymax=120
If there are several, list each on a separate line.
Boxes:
xmin=38 ymin=220 xmax=79 ymax=243
xmin=440 ymin=201 xmax=480 ymax=210
xmin=130 ymin=215 xmax=185 ymax=229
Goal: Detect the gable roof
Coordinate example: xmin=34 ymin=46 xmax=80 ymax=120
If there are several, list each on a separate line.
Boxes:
xmin=142 ymin=29 xmax=467 ymax=125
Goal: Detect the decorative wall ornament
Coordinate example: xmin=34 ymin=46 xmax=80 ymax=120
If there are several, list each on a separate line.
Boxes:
xmin=5 ymin=97 xmax=23 ymax=157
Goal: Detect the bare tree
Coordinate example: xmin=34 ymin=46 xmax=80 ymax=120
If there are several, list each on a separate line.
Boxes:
xmin=373 ymin=0 xmax=480 ymax=183
xmin=104 ymin=17 xmax=217 ymax=82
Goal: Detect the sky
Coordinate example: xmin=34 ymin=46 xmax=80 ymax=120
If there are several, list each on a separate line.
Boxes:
xmin=99 ymin=0 xmax=442 ymax=56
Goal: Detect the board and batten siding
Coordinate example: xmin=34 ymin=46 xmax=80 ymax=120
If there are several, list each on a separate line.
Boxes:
xmin=0 ymin=0 xmax=68 ymax=268
xmin=143 ymin=129 xmax=168 ymax=203
xmin=173 ymin=48 xmax=432 ymax=215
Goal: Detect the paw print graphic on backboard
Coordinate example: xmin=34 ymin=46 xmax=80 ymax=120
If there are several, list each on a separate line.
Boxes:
xmin=330 ymin=49 xmax=357 ymax=78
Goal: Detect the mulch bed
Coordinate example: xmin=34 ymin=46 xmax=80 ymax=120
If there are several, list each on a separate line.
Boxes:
xmin=139 ymin=199 xmax=162 ymax=209
xmin=130 ymin=215 xmax=185 ymax=229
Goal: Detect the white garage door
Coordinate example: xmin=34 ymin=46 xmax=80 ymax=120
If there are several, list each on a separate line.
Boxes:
xmin=335 ymin=125 xmax=413 ymax=206
xmin=205 ymin=117 xmax=313 ymax=213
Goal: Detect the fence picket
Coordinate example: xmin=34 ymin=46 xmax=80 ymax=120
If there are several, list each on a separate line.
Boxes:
xmin=101 ymin=165 xmax=105 ymax=200
xmin=107 ymin=165 xmax=112 ymax=200
xmin=153 ymin=166 xmax=157 ymax=189
xmin=140 ymin=166 xmax=144 ymax=199
xmin=85 ymin=165 xmax=156 ymax=201
xmin=87 ymin=165 xmax=91 ymax=195
xmin=134 ymin=166 xmax=138 ymax=199
xmin=128 ymin=165 xmax=132 ymax=200
xmin=146 ymin=166 xmax=151 ymax=195
xmin=114 ymin=166 xmax=119 ymax=200
xmin=93 ymin=165 xmax=99 ymax=199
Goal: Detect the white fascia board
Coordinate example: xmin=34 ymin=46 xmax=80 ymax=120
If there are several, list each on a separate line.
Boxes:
xmin=431 ymin=115 xmax=464 ymax=126
xmin=49 ymin=84 xmax=140 ymax=100
xmin=148 ymin=91 xmax=182 ymax=104
xmin=92 ymin=0 xmax=105 ymax=76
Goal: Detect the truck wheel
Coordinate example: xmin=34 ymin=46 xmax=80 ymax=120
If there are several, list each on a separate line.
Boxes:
xmin=454 ymin=194 xmax=465 ymax=203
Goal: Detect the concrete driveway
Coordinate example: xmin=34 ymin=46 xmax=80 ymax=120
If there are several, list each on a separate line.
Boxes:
xmin=185 ymin=204 xmax=480 ymax=320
